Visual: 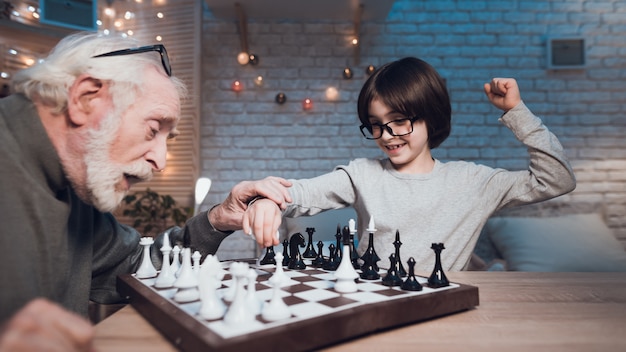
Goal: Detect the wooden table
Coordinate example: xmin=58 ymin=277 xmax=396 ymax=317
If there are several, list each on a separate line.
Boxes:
xmin=94 ymin=272 xmax=626 ymax=351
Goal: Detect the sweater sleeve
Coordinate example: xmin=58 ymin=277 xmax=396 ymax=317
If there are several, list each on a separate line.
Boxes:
xmin=490 ymin=101 xmax=576 ymax=210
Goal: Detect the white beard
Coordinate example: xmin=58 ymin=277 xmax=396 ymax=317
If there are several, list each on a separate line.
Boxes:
xmin=83 ymin=112 xmax=153 ymax=212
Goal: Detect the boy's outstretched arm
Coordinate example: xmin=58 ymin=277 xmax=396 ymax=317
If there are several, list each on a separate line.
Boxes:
xmin=483 ymin=78 xmax=522 ymax=112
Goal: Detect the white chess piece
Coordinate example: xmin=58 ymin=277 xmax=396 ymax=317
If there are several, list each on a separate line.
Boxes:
xmin=173 ymin=248 xmax=199 ymax=302
xmin=245 ymin=268 xmax=262 ymax=315
xmin=192 ymin=250 xmax=201 ymax=276
xmin=198 ymin=255 xmax=226 ymax=320
xmin=136 ymin=237 xmax=157 ymax=279
xmin=261 ymin=282 xmax=291 ymax=322
xmin=155 ymin=232 xmax=176 ymax=288
xmin=268 ymin=252 xmax=290 ymax=287
xmin=224 ymin=262 xmax=255 ymax=325
xmin=171 ymin=245 xmax=181 ymax=277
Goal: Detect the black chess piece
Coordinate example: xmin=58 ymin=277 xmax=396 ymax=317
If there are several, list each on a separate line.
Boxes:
xmin=401 ymin=257 xmax=423 ymax=291
xmin=359 ymin=231 xmax=380 ymax=272
xmin=393 ymin=230 xmax=407 ymax=277
xmin=312 ymin=240 xmax=326 ymax=267
xmin=288 ymin=233 xmax=306 ymax=269
xmin=428 ymin=243 xmax=450 ymax=288
xmin=302 ymin=227 xmax=317 ymax=258
xmin=323 ymin=244 xmax=339 ymax=271
xmin=281 ymin=239 xmax=290 ymax=267
xmin=334 ymin=224 xmax=342 ymax=262
xmin=349 ymin=228 xmax=360 ymax=269
xmin=382 ymin=253 xmax=403 ymax=287
xmin=260 ymin=246 xmax=276 ymax=265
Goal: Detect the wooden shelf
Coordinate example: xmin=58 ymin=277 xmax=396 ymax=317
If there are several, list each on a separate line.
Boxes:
xmin=204 ymin=0 xmax=396 ymax=21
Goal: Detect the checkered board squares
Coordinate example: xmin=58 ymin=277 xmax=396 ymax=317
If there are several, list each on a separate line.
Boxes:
xmin=117 ymin=261 xmax=479 ymax=352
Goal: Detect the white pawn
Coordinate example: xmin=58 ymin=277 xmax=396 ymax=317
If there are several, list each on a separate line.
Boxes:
xmin=136 ymin=237 xmax=157 ymax=279
xmin=268 ymin=252 xmax=290 ymax=287
xmin=192 ymin=250 xmax=202 ymax=276
xmin=224 ymin=262 xmax=255 ymax=325
xmin=245 ymin=268 xmax=262 ymax=315
xmin=261 ymin=282 xmax=291 ymax=322
xmin=173 ymin=248 xmax=199 ymax=303
xmin=198 ymin=255 xmax=226 ymax=320
xmin=171 ymin=245 xmax=181 ymax=277
xmin=155 ymin=232 xmax=176 ymax=288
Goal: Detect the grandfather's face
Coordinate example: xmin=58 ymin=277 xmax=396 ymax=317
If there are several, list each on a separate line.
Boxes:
xmin=84 ymin=67 xmax=181 ymax=212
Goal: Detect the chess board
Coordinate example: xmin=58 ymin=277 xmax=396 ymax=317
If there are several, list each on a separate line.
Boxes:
xmin=117 ymin=259 xmax=479 ymax=351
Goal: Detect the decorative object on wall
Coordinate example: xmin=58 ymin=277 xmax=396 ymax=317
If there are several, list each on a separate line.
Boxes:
xmin=366 ymin=64 xmax=376 ymax=75
xmin=235 ymin=2 xmax=256 ymax=66
xmin=275 ymin=92 xmax=287 ymax=104
xmin=231 ymin=79 xmax=243 ymax=92
xmin=343 ymin=67 xmax=353 ymax=79
xmin=352 ymin=3 xmax=363 ymax=66
xmin=302 ymin=98 xmax=313 ymax=110
xmin=546 ymin=37 xmax=586 ymax=70
xmin=325 ymin=86 xmax=339 ymax=101
xmin=254 ymin=75 xmax=264 ymax=86
xmin=248 ymin=53 xmax=259 ymax=65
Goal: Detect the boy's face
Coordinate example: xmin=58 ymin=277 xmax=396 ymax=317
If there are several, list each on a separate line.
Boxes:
xmin=368 ymin=99 xmax=433 ymax=174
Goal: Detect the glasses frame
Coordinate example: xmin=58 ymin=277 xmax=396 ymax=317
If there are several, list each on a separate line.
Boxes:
xmin=359 ymin=116 xmax=420 ymax=140
xmin=92 ymin=44 xmax=172 ymax=77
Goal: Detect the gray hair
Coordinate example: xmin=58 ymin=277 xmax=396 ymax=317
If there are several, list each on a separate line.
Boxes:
xmin=12 ymin=32 xmax=187 ymax=115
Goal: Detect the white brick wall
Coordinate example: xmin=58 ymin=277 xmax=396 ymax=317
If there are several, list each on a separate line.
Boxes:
xmin=200 ymin=0 xmax=626 ymax=259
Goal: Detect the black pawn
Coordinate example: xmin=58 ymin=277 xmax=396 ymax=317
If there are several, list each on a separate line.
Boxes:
xmin=359 ymin=231 xmax=380 ymax=272
xmin=260 ymin=246 xmax=276 ymax=265
xmin=381 ymin=253 xmax=403 ymax=287
xmin=393 ymin=230 xmax=407 ymax=277
xmin=428 ymin=243 xmax=450 ymax=288
xmin=401 ymin=257 xmax=423 ymax=291
xmin=281 ymin=239 xmax=290 ymax=267
xmin=312 ymin=240 xmax=325 ymax=267
xmin=323 ymin=244 xmax=339 ymax=271
xmin=288 ymin=233 xmax=306 ymax=269
xmin=302 ymin=227 xmax=317 ymax=258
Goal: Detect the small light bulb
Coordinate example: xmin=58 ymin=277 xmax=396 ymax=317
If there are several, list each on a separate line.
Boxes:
xmin=237 ymin=52 xmax=249 ymax=65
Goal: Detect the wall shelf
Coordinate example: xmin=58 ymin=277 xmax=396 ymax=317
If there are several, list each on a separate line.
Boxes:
xmin=204 ymin=0 xmax=396 ymax=21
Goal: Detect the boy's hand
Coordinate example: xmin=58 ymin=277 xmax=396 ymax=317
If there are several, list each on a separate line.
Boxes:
xmin=243 ymin=198 xmax=284 ymax=248
xmin=483 ymin=78 xmax=522 ymax=112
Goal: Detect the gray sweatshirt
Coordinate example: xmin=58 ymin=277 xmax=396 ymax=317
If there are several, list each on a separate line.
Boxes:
xmin=283 ymin=102 xmax=576 ymax=271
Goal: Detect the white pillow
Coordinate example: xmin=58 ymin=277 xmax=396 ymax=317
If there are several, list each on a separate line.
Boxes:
xmin=485 ymin=213 xmax=626 ymax=272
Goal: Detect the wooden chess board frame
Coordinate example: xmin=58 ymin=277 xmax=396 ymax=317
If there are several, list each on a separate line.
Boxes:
xmin=117 ymin=263 xmax=479 ymax=352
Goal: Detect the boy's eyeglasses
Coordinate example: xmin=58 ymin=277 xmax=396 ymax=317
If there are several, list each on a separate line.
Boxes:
xmin=92 ymin=44 xmax=172 ymax=77
xmin=359 ymin=117 xmax=419 ymax=140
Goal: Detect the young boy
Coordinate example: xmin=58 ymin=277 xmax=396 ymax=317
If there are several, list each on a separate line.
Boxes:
xmin=245 ymin=57 xmax=576 ymax=271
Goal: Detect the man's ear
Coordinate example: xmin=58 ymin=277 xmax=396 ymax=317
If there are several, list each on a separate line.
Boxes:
xmin=66 ymin=74 xmax=106 ymax=126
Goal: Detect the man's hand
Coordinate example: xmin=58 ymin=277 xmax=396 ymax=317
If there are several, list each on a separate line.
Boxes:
xmin=0 ymin=298 xmax=94 ymax=352
xmin=483 ymin=78 xmax=522 ymax=112
xmin=208 ymin=176 xmax=292 ymax=232
xmin=243 ymin=198 xmax=283 ymax=248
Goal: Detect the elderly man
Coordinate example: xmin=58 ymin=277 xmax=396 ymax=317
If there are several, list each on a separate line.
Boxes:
xmin=0 ymin=32 xmax=289 ymax=351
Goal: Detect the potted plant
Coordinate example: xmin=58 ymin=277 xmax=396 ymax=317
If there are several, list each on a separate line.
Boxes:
xmin=121 ymin=188 xmax=192 ymax=237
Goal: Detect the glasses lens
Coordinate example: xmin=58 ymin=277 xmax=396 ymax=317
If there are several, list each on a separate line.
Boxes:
xmin=388 ymin=119 xmax=413 ymax=136
xmin=360 ymin=125 xmax=378 ymax=139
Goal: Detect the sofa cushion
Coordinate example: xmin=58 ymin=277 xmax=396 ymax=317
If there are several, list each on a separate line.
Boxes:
xmin=485 ymin=213 xmax=626 ymax=272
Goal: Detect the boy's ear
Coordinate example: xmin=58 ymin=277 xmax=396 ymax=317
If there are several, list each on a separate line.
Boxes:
xmin=67 ymin=74 xmax=106 ymax=126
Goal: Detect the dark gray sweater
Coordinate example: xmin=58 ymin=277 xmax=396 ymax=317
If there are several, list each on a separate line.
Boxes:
xmin=0 ymin=94 xmax=230 ymax=321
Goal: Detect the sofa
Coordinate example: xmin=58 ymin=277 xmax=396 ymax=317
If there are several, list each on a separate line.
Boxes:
xmin=279 ymin=210 xmax=626 ymax=272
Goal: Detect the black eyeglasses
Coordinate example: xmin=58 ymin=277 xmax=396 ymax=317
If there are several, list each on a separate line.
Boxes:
xmin=359 ymin=117 xmax=420 ymax=140
xmin=92 ymin=44 xmax=172 ymax=77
